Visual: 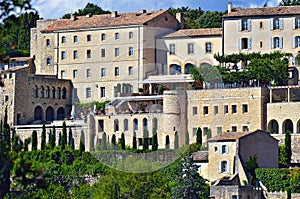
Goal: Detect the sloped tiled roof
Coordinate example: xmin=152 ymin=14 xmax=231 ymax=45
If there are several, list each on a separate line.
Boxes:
xmin=207 ymin=130 xmax=275 ymax=142
xmin=192 ymin=151 xmax=208 ymax=162
xmin=163 ymin=28 xmax=222 ymax=38
xmin=42 ymin=10 xmax=167 ymax=32
xmin=223 ymin=5 xmax=300 ymax=18
xmin=1 ymin=66 xmax=29 ymax=72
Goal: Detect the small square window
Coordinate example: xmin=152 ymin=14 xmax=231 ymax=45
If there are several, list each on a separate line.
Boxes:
xmin=221 ymin=145 xmax=228 ymax=154
xmin=214 ymin=146 xmax=218 ymax=152
xmin=232 ymin=105 xmax=237 ymax=114
xmin=217 ymin=127 xmax=222 ymax=134
xmin=188 ymin=43 xmax=194 ymax=54
xmin=224 ymin=105 xmax=228 ymax=114
xmin=115 ymin=67 xmax=119 ymax=76
xmin=128 ymin=67 xmax=133 ymax=76
xmin=115 ymin=33 xmax=120 ymax=40
xmin=214 ymin=106 xmax=218 ymax=115
xmin=61 ymin=51 xmax=66 ymax=60
xmin=62 ymin=36 xmax=66 ymax=43
xmin=232 ymin=126 xmax=237 ymax=132
xmin=101 ymin=68 xmax=106 ymax=77
xmin=192 ymin=107 xmax=198 ymax=115
xmin=203 ymin=106 xmax=208 ymax=115
xmin=242 ymin=104 xmax=248 ymax=113
xmin=101 ymin=33 xmax=106 ymax=41
xmin=205 ymin=42 xmax=212 ymax=53
xmin=243 ymin=126 xmax=249 ymax=132
xmin=87 ymin=34 xmax=91 ymax=42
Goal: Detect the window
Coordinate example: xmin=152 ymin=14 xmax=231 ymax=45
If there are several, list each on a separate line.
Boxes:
xmin=205 ymin=42 xmax=212 ymax=53
xmin=101 ymin=49 xmax=105 ymax=58
xmin=170 ymin=44 xmax=175 ymax=55
xmin=101 ymin=33 xmax=106 ymax=41
xmin=87 ymin=34 xmax=91 ymax=42
xmin=221 ymin=145 xmax=228 ymax=154
xmin=128 ymin=66 xmax=133 ymax=76
xmin=46 ymin=86 xmax=50 ymax=98
xmin=241 ymin=38 xmax=248 ymax=49
xmin=124 ymin=119 xmax=129 ymax=131
xmin=192 ymin=128 xmax=197 ymax=137
xmin=232 ymin=126 xmax=237 ymax=132
xmin=114 ymin=119 xmax=119 ymax=132
xmin=129 ymin=31 xmax=133 ymax=39
xmin=61 ymin=51 xmax=66 ymax=60
xmin=73 ymin=35 xmax=78 ymax=43
xmin=61 ymin=70 xmax=65 ymax=78
xmin=115 ymin=48 xmax=119 ymax=57
xmin=192 ymin=107 xmax=198 ymax=115
xmin=128 ymin=47 xmax=133 ymax=56
xmin=98 ymin=120 xmax=104 ymax=132
xmin=86 ymin=87 xmax=91 ymax=98
xmin=217 ymin=127 xmax=222 ymax=134
xmin=232 ymin=105 xmax=237 ymax=114
xmin=62 ymin=87 xmax=67 ymax=99
xmin=224 ymin=105 xmax=228 ymax=114
xmin=243 ymin=126 xmax=249 ymax=132
xmin=295 ymin=36 xmax=300 ymax=48
xmin=134 ymin=119 xmax=138 ymax=131
xmin=115 ymin=67 xmax=119 ymax=76
xmin=188 ymin=43 xmax=194 ymax=54
xmin=62 ymin=36 xmax=66 ymax=43
xmin=242 ymin=19 xmax=248 ymax=31
xmin=214 ymin=106 xmax=218 ymax=115
xmin=260 ymin=41 xmax=263 ymax=48
xmin=101 ymin=68 xmax=105 ymax=77
xmin=115 ymin=32 xmax=120 ymax=40
xmin=242 ymin=104 xmax=248 ymax=113
xmin=273 ymin=18 xmax=280 ymax=30
xmin=46 ymin=57 xmax=51 ymax=65
xmin=73 ymin=70 xmax=78 ymax=79
xmin=100 ymin=87 xmax=105 ymax=98
xmin=203 ymin=106 xmax=208 ymax=115
xmin=272 ymin=37 xmax=282 ymax=49
xmin=4 ymin=95 xmax=8 ymax=102
xmin=220 ymin=161 xmax=229 ymax=173
xmin=260 ymin=21 xmax=263 ymax=29
xmin=87 ymin=50 xmax=91 ymax=59
xmin=295 ymin=18 xmax=300 ymax=29
xmin=73 ymin=50 xmax=78 ymax=59
xmin=138 ymin=138 xmax=143 ymax=146
xmin=58 ymin=87 xmax=61 ymax=99
xmin=46 ymin=39 xmax=50 ymax=46
xmin=86 ymin=69 xmax=91 ymax=78
xmin=52 ymin=87 xmax=56 ymax=98
xmin=40 ymin=86 xmax=44 ymax=98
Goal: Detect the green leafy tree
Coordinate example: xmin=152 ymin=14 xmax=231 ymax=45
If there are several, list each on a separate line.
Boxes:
xmin=196 ymin=127 xmax=202 ymax=145
xmin=41 ymin=123 xmax=46 ymax=150
xmin=121 ymin=133 xmax=125 ymax=150
xmin=61 ymin=121 xmax=67 ymax=150
xmin=167 ymin=7 xmax=204 ymax=28
xmin=71 ymin=138 xmax=75 ymax=150
xmin=279 ymin=0 xmax=300 ymax=6
xmin=58 ymin=132 xmax=62 ymax=146
xmin=31 ymin=130 xmax=37 ymax=150
xmin=132 ymin=131 xmax=137 ymax=149
xmin=101 ymin=132 xmax=107 ymax=150
xmin=172 ymin=156 xmax=208 ymax=199
xmin=49 ymin=125 xmax=56 ymax=149
xmin=68 ymin=128 xmax=73 ymax=146
xmin=174 ymin=131 xmax=179 ymax=149
xmin=152 ymin=128 xmax=158 ymax=151
xmin=62 ymin=3 xmax=110 ymax=19
xmin=245 ymin=155 xmax=259 ymax=186
xmin=143 ymin=129 xmax=149 ymax=151
xmin=285 ymin=130 xmax=292 ymax=167
xmin=196 ymin=11 xmax=223 ymax=28
xmin=24 ymin=138 xmax=30 ymax=151
xmin=111 ymin=134 xmax=116 ymax=147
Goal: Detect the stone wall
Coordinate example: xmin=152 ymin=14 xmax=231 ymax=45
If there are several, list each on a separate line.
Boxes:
xmin=272 ymin=134 xmax=300 ymax=163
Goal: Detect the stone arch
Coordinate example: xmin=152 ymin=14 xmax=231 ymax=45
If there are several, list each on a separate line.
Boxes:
xmin=133 ymin=118 xmax=138 ymax=131
xmin=46 ymin=106 xmax=55 ymax=121
xmin=40 ymin=86 xmax=44 ymax=98
xmin=268 ymin=119 xmax=279 ymax=134
xmin=297 ymin=119 xmax=300 ymax=133
xmin=169 ymin=64 xmax=181 ymax=75
xmin=124 ymin=119 xmax=128 ymax=131
xmin=283 ymin=119 xmax=293 ymax=134
xmin=200 ymin=62 xmax=212 ymax=67
xmin=57 ymin=107 xmax=65 ymax=120
xmin=34 ymin=106 xmax=43 ymax=121
xmin=184 ymin=63 xmax=196 ymax=74
xmin=34 ymin=85 xmax=39 ymax=98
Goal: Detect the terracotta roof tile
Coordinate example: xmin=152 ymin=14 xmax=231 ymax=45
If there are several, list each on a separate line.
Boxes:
xmin=208 ymin=131 xmax=256 ymax=142
xmin=192 ymin=151 xmax=208 ymax=162
xmin=224 ymin=5 xmax=300 ymax=18
xmin=163 ymin=28 xmax=222 ymax=38
xmin=42 ymin=10 xmax=167 ymax=32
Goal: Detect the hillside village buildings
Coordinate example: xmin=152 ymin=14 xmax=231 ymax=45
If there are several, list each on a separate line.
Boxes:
xmin=2 ymin=3 xmax=300 ymax=184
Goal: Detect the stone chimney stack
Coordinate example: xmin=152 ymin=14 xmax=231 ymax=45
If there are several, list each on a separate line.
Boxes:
xmin=111 ymin=11 xmax=118 ymax=18
xmin=176 ymin=12 xmax=184 ymax=29
xmin=228 ymin=2 xmax=232 ymax=14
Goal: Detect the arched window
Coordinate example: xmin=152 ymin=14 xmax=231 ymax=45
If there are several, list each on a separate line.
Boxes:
xmin=34 ymin=85 xmax=39 ymax=98
xmin=46 ymin=106 xmax=55 ymax=121
xmin=268 ymin=120 xmax=279 ymax=134
xmin=52 ymin=87 xmax=56 ymax=99
xmin=46 ymin=86 xmax=50 ymax=98
xmin=40 ymin=86 xmax=44 ymax=98
xmin=124 ymin=119 xmax=128 ymax=131
xmin=220 ymin=161 xmax=228 ymax=173
xmin=165 ymin=135 xmax=170 ymax=149
xmin=133 ymin=118 xmax=138 ymax=131
xmin=62 ymin=87 xmax=67 ymax=99
xmin=143 ymin=118 xmax=148 ymax=131
xmin=114 ymin=119 xmax=119 ymax=132
xmin=283 ymin=119 xmax=293 ymax=134
xmin=184 ymin=63 xmax=195 ymax=74
xmin=57 ymin=107 xmax=65 ymax=120
xmin=58 ymin=87 xmax=61 ymax=99
xmin=169 ymin=64 xmax=181 ymax=75
xmin=34 ymin=106 xmax=43 ymax=121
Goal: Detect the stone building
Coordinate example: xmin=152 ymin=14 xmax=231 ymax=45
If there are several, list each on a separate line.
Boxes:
xmin=0 ymin=65 xmax=72 ymax=126
xmin=31 ymin=10 xmax=180 ymax=102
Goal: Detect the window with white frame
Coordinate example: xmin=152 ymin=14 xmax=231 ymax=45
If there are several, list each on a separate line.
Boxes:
xmin=217 ymin=127 xmax=222 ymax=134
xmin=170 ymin=44 xmax=175 ymax=55
xmin=239 ymin=38 xmax=252 ymax=50
xmin=101 ymin=49 xmax=105 ymax=58
xmin=295 ymin=18 xmax=300 ymax=29
xmin=188 ymin=43 xmax=194 ymax=54
xmin=61 ymin=70 xmax=65 ymax=78
xmin=232 ymin=105 xmax=237 ymax=114
xmin=219 ymin=160 xmax=229 ymax=173
xmin=273 ymin=18 xmax=280 ymax=30
xmin=73 ymin=50 xmax=78 ymax=59
xmin=214 ymin=106 xmax=218 ymax=115
xmin=224 ymin=105 xmax=228 ymax=114
xmin=239 ymin=19 xmax=251 ymax=31
xmin=86 ymin=87 xmax=91 ymax=98
xmin=232 ymin=126 xmax=237 ymax=132
xmin=115 ymin=67 xmax=119 ymax=76
xmin=272 ymin=37 xmax=282 ymax=49
xmin=242 ymin=19 xmax=248 ymax=31
xmin=295 ymin=36 xmax=300 ymax=48
xmin=205 ymin=42 xmax=212 ymax=53
xmin=101 ymin=33 xmax=106 ymax=41
xmin=101 ymin=68 xmax=106 ymax=77
xmin=203 ymin=106 xmax=208 ymax=115
xmin=87 ymin=34 xmax=91 ymax=42
xmin=242 ymin=104 xmax=248 ymax=113
xmin=73 ymin=70 xmax=78 ymax=79
xmin=242 ymin=126 xmax=249 ymax=132
xmin=221 ymin=145 xmax=229 ymax=154
xmin=129 ymin=31 xmax=133 ymax=39
xmin=128 ymin=66 xmax=133 ymax=76
xmin=100 ymin=87 xmax=105 ymax=98
xmin=192 ymin=107 xmax=198 ymax=115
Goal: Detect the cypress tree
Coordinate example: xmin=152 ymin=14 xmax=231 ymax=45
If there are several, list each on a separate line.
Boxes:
xmin=71 ymin=138 xmax=75 ymax=150
xmin=174 ymin=131 xmax=179 ymax=149
xmin=58 ymin=132 xmax=62 ymax=146
xmin=132 ymin=131 xmax=137 ymax=149
xmin=32 ymin=130 xmax=38 ymax=150
xmin=101 ymin=132 xmax=107 ymax=150
xmin=24 ymin=138 xmax=29 ymax=151
xmin=61 ymin=121 xmax=67 ymax=150
xmin=143 ymin=129 xmax=149 ymax=151
xmin=121 ymin=133 xmax=125 ymax=150
xmin=68 ymin=127 xmax=73 ymax=146
xmin=79 ymin=130 xmax=85 ymax=154
xmin=50 ymin=125 xmax=56 ymax=149
xmin=185 ymin=131 xmax=189 ymax=146
xmin=285 ymin=130 xmax=292 ymax=167
xmin=152 ymin=128 xmax=158 ymax=151
xmin=196 ymin=127 xmax=202 ymax=145
xmin=41 ymin=123 xmax=46 ymax=150
xmin=111 ymin=134 xmax=116 ymax=149
xmin=166 ymin=135 xmax=170 ymax=149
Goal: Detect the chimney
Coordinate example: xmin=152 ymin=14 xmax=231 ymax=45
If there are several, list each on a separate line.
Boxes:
xmin=111 ymin=11 xmax=118 ymax=18
xmin=139 ymin=9 xmax=147 ymax=13
xmin=176 ymin=12 xmax=184 ymax=29
xmin=70 ymin=14 xmax=77 ymax=21
xmin=228 ymin=2 xmax=232 ymax=13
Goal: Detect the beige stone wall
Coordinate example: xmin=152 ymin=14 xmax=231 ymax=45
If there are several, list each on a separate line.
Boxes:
xmin=272 ymin=134 xmax=300 ymax=163
xmin=186 ymin=87 xmax=269 ymax=142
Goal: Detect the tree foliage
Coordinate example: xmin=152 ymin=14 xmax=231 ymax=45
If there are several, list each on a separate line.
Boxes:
xmin=132 ymin=131 xmax=137 ymax=149
xmin=152 ymin=128 xmax=158 ymax=151
xmin=121 ymin=133 xmax=125 ymax=150
xmin=79 ymin=130 xmax=85 ymax=154
xmin=279 ymin=0 xmax=300 ymax=6
xmin=31 ymin=130 xmax=38 ymax=151
xmin=196 ymin=127 xmax=202 ymax=145
xmin=62 ymin=121 xmax=67 ymax=150
xmin=62 ymin=3 xmax=110 ymax=19
xmin=143 ymin=129 xmax=149 ymax=151
xmin=41 ymin=123 xmax=46 ymax=150
xmin=174 ymin=131 xmax=179 ymax=149
xmin=196 ymin=11 xmax=223 ymax=28
xmin=285 ymin=130 xmax=292 ymax=167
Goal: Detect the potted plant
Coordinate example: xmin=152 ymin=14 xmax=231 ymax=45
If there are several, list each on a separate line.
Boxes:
xmin=158 ymin=85 xmax=164 ymax=95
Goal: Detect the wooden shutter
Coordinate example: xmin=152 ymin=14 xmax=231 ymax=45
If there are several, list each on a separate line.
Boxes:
xmin=247 ymin=19 xmax=252 ymax=31
xmin=238 ymin=38 xmax=241 ymax=50
xmin=270 ymin=19 xmax=273 ymax=31
xmin=279 ymin=18 xmax=284 ymax=30
xmin=238 ymin=19 xmax=242 ymax=32
xmin=248 ymin=38 xmax=252 ymax=50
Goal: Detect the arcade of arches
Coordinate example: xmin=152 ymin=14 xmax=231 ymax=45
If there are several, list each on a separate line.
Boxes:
xmin=268 ymin=119 xmax=300 ymax=134
xmin=169 ymin=62 xmax=212 ymax=75
xmin=34 ymin=106 xmax=66 ymax=122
